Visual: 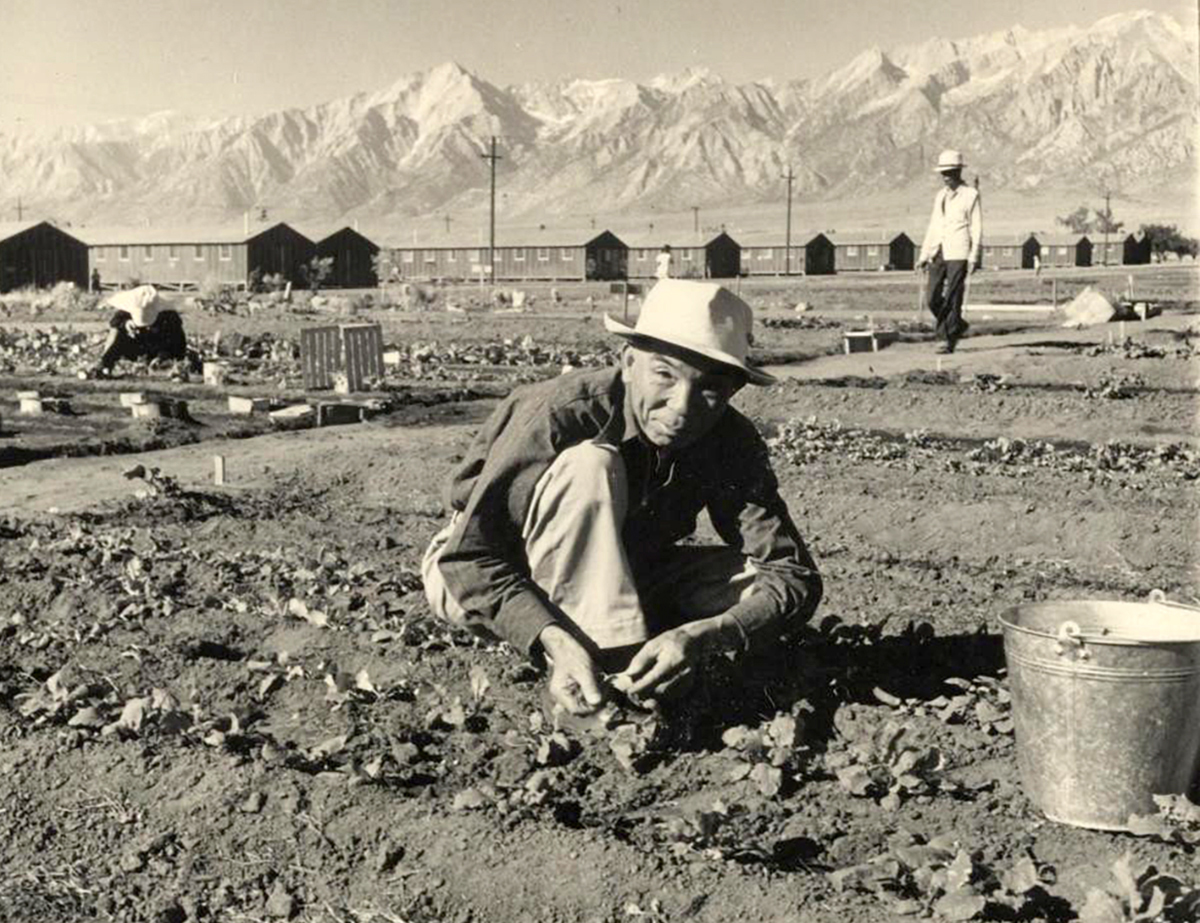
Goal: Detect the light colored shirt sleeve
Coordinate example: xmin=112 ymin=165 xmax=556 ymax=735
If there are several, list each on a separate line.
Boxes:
xmin=968 ymin=192 xmax=983 ymax=266
xmin=919 ymin=190 xmax=942 ymax=264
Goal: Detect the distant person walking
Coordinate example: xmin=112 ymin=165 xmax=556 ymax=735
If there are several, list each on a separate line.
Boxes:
xmin=916 ymin=150 xmax=982 ymax=354
xmin=655 ymin=245 xmax=673 ymax=281
xmin=91 ymin=268 xmax=102 ymax=294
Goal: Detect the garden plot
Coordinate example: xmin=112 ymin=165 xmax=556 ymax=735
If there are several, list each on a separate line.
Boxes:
xmin=0 ymin=268 xmax=1197 ymax=922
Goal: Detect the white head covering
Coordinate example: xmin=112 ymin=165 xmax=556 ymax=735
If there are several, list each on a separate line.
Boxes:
xmin=105 ymin=285 xmax=164 ymax=327
xmin=604 ymin=279 xmax=774 ymax=385
xmin=934 ymin=149 xmax=966 ymax=173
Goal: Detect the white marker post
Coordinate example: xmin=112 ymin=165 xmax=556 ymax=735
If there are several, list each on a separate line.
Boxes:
xmin=213 ymin=455 xmax=226 ymax=487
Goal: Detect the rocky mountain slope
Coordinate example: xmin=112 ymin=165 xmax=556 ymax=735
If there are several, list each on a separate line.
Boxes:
xmin=0 ymin=9 xmax=1193 ymax=227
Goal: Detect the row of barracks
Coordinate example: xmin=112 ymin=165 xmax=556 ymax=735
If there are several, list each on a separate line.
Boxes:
xmin=0 ymin=220 xmax=1157 ymax=293
xmin=380 ymin=229 xmax=1151 ymax=281
xmin=0 ymin=221 xmax=380 ymax=293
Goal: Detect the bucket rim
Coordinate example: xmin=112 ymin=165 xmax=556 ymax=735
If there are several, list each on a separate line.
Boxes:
xmin=1000 ymin=600 xmax=1200 ymax=647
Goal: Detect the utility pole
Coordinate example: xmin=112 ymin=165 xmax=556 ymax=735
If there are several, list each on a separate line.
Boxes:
xmin=480 ymin=136 xmax=502 ymax=284
xmin=782 ymin=166 xmax=794 ymax=276
xmin=691 ymin=206 xmax=700 ymax=235
xmin=1103 ymin=190 xmax=1111 ymax=266
xmin=443 ymin=214 xmax=452 ymax=235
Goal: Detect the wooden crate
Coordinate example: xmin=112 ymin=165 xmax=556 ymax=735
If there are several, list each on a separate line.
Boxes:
xmin=300 ymin=326 xmax=341 ymax=390
xmin=340 ymin=324 xmax=384 ymax=392
xmin=300 ymin=323 xmax=384 ymax=392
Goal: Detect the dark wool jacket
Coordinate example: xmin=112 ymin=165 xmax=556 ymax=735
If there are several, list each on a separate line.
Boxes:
xmin=437 ymin=366 xmax=822 ymax=655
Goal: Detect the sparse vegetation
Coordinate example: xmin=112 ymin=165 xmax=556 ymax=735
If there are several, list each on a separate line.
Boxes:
xmin=300 ymin=254 xmax=335 ymax=293
xmin=0 ymin=267 xmax=1196 ymax=921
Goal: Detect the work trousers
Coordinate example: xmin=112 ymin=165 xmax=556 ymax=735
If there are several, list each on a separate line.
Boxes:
xmin=926 ymin=255 xmax=969 ymax=345
xmin=422 ymin=442 xmax=758 ymax=661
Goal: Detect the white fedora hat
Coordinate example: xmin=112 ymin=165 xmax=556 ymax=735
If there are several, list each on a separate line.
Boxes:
xmin=934 ymin=149 xmax=966 ymax=172
xmin=604 ymin=279 xmax=775 ymax=386
xmin=105 ymin=284 xmax=166 ymax=327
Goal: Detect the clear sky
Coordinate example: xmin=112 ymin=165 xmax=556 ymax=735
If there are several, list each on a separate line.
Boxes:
xmin=0 ymin=0 xmax=1193 ymax=132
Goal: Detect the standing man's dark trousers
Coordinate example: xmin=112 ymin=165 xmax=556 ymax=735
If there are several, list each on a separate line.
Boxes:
xmin=926 ymin=254 xmax=969 ymax=350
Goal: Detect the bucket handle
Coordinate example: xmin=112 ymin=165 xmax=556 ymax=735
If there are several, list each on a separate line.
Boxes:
xmin=1054 ymin=620 xmax=1090 ymax=660
xmin=1148 ymin=589 xmax=1200 ymax=612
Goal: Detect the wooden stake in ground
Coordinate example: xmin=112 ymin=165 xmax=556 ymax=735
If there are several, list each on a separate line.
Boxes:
xmin=213 ymin=455 xmax=225 ymax=487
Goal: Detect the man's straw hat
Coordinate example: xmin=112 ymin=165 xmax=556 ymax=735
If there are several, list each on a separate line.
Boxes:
xmin=934 ymin=149 xmax=966 ymax=173
xmin=604 ymin=279 xmax=775 ymax=386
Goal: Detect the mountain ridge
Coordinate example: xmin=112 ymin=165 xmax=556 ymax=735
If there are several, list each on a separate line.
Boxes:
xmin=1 ymin=9 xmax=1193 ymax=229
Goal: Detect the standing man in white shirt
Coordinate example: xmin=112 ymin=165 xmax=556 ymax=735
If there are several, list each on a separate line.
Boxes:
xmin=655 ymin=245 xmax=674 ymax=281
xmin=917 ymin=150 xmax=982 ymax=354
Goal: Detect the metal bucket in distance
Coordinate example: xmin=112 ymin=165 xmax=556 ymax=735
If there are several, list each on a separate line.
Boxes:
xmin=1000 ymin=591 xmax=1200 ymax=831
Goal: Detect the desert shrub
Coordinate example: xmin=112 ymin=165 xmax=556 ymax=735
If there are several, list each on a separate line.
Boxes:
xmin=300 ymin=256 xmax=335 ymax=294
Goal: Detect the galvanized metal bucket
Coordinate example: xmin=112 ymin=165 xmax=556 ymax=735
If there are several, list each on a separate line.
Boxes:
xmin=1000 ymin=591 xmax=1200 ymax=831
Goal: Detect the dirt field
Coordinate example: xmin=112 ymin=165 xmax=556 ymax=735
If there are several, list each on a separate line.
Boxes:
xmin=1 ymin=266 xmax=1199 ymax=922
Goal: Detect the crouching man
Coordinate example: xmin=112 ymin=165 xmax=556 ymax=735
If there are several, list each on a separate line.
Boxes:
xmin=96 ymin=285 xmax=193 ymax=375
xmin=422 ymin=279 xmax=822 ymax=715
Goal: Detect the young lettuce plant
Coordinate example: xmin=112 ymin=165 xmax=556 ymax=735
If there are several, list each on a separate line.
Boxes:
xmin=832 ymin=833 xmax=1058 ymax=921
xmin=1078 ymin=852 xmax=1200 ymax=923
xmin=1126 ymin=794 xmax=1200 ymax=845
xmin=827 ymin=719 xmax=946 ymax=809
xmin=722 ymin=704 xmax=813 ymax=798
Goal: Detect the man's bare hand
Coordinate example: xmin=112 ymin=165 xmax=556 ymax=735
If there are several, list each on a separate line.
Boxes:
xmin=538 ymin=625 xmax=602 ymax=715
xmin=915 ymin=260 xmax=928 ymax=273
xmin=619 ymin=622 xmax=718 ymax=698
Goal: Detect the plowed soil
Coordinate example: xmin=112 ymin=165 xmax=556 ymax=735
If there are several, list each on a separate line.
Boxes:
xmin=1 ymin=268 xmax=1198 ymax=923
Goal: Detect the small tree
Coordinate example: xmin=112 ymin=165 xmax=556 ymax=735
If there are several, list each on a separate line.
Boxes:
xmin=1140 ymin=224 xmax=1199 ymax=262
xmin=1056 ymin=205 xmax=1093 ymax=234
xmin=1094 ymin=205 xmax=1124 ymax=237
xmin=372 ymin=250 xmax=401 ymax=287
xmin=299 ymin=256 xmax=335 ymax=294
xmin=1093 ymin=200 xmax=1124 ymax=264
xmin=372 ymin=250 xmax=404 ymax=306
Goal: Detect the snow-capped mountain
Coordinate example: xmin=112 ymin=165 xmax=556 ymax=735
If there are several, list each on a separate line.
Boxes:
xmin=0 ymin=10 xmax=1193 ymax=227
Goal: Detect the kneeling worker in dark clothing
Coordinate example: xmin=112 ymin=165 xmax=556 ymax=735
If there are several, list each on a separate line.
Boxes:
xmin=422 ymin=279 xmax=823 ymax=717
xmin=97 ymin=285 xmax=191 ymax=373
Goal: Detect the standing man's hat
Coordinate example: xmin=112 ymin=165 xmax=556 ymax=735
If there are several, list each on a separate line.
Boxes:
xmin=934 ymin=149 xmax=966 ymax=173
xmin=604 ymin=279 xmax=775 ymax=386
